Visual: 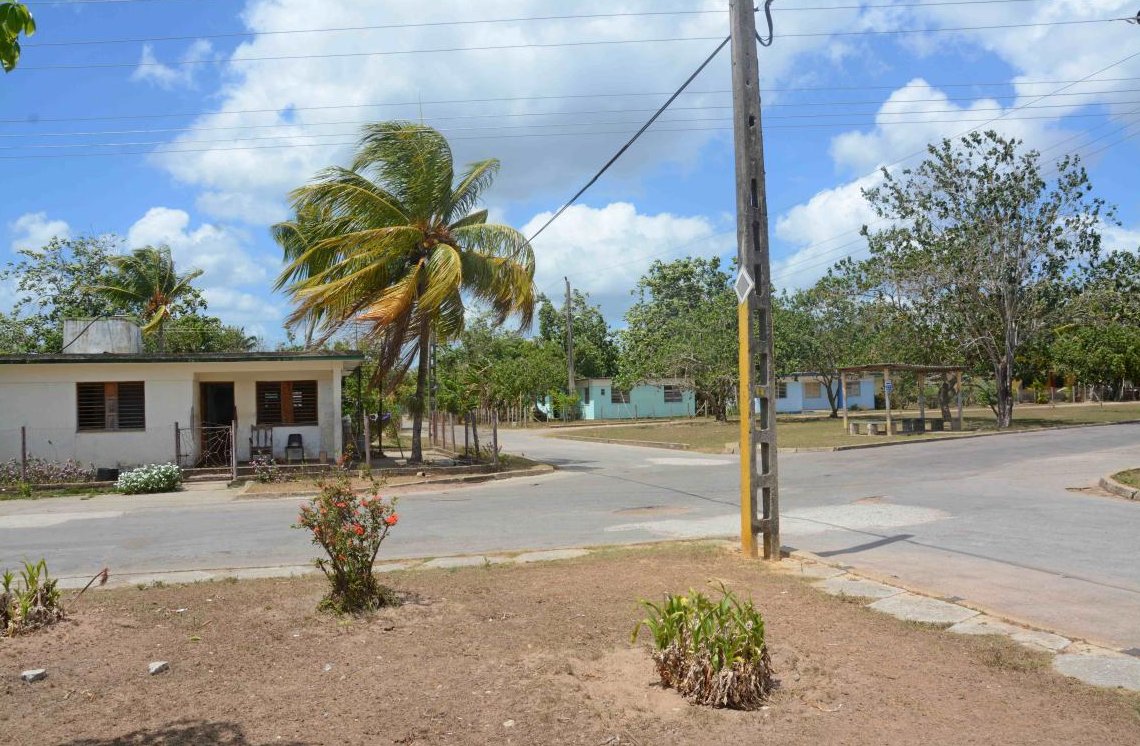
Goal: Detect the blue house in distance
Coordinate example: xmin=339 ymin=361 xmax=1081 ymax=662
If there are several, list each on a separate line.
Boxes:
xmin=774 ymin=373 xmax=877 ymax=414
xmin=539 ymin=377 xmax=696 ymax=421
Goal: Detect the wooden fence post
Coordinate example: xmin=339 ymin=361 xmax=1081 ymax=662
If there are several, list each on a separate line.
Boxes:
xmin=364 ymin=412 xmax=372 ymax=468
xmin=20 ymin=425 xmax=27 ymax=482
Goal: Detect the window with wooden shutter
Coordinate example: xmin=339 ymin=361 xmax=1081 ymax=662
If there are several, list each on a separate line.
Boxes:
xmin=257 ymin=381 xmax=318 ymax=426
xmin=611 ymin=388 xmax=629 ymax=404
xmin=663 ymin=384 xmax=683 ymax=403
xmin=76 ymin=382 xmax=146 ymax=431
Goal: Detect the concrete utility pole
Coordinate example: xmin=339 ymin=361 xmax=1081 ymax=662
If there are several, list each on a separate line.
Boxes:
xmin=730 ymin=0 xmax=780 ymax=561
xmin=564 ymin=277 xmax=575 ymax=422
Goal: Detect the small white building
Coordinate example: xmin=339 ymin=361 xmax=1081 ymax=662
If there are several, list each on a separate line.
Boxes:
xmin=0 ymin=319 xmax=362 ymax=469
xmin=775 ymin=373 xmax=877 ymax=414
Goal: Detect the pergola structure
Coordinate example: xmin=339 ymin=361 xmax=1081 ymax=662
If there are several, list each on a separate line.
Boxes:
xmin=837 ymin=364 xmax=965 ymax=435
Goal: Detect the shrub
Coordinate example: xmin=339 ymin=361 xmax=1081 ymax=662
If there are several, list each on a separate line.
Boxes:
xmin=0 ymin=456 xmax=95 ymax=486
xmin=1 ymin=559 xmax=65 ymax=636
xmin=632 ymin=585 xmax=774 ymax=709
xmin=294 ymin=477 xmax=399 ymax=614
xmin=115 ymin=463 xmax=182 ymax=494
xmin=252 ymin=455 xmax=286 ymax=483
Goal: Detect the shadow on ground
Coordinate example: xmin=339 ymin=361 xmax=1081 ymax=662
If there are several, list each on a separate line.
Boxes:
xmin=59 ymin=720 xmax=309 ymax=746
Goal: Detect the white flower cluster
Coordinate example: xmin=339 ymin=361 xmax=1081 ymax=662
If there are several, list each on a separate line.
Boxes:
xmin=115 ymin=463 xmax=182 ymax=495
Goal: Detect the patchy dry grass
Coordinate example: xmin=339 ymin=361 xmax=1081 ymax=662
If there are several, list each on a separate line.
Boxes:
xmin=557 ymin=402 xmax=1140 ymax=452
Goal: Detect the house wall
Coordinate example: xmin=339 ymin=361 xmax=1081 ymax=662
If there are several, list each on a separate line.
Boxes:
xmin=0 ymin=362 xmax=195 ymax=467
xmin=577 ymin=379 xmax=694 ymax=420
xmin=0 ymin=360 xmax=350 ymax=469
xmin=774 ymin=376 xmax=876 ymax=414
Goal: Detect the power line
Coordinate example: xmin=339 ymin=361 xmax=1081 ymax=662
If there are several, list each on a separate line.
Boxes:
xmin=8 ymin=95 xmax=1140 ymax=142
xmin=25 ymin=1 xmax=1049 ymax=48
xmin=7 ymin=77 xmax=1139 ymax=126
xmin=17 ymin=18 xmax=1131 ymax=71
xmin=526 ymin=36 xmax=731 ymax=244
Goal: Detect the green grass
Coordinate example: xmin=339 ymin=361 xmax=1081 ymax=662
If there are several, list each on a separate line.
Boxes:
xmin=0 ymin=485 xmax=115 ymax=501
xmin=554 ymin=402 xmax=1140 ymax=452
xmin=1112 ymin=468 xmax=1140 ymax=490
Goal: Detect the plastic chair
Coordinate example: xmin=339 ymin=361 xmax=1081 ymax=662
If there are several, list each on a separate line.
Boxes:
xmin=285 ymin=433 xmax=304 ymax=463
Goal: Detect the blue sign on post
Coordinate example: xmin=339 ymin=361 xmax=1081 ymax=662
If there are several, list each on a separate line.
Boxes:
xmin=884 ymin=381 xmax=894 ymax=393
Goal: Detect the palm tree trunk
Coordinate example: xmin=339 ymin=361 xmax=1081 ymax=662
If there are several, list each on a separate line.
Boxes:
xmin=410 ymin=320 xmax=430 ymax=463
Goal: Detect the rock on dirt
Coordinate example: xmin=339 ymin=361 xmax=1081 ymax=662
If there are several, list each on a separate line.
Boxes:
xmin=148 ymin=661 xmax=170 ymax=675
xmin=20 ymin=669 xmax=46 ymax=683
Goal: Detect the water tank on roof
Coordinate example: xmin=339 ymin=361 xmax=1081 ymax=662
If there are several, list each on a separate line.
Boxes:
xmin=62 ymin=318 xmax=142 ymax=354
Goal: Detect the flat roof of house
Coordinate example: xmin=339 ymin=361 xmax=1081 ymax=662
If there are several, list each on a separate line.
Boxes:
xmin=0 ymin=351 xmax=365 ymax=368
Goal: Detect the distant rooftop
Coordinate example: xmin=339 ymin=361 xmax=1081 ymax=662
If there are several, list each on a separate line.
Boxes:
xmin=0 ymin=351 xmax=365 ymax=368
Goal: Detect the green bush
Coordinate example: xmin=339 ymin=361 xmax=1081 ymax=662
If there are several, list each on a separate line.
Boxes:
xmin=115 ymin=463 xmax=182 ymax=494
xmin=1 ymin=559 xmax=65 ymax=636
xmin=632 ymin=585 xmax=774 ymax=709
xmin=294 ymin=477 xmax=400 ymax=614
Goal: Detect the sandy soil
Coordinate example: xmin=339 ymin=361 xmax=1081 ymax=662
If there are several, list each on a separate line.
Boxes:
xmin=2 ymin=544 xmax=1138 ymax=745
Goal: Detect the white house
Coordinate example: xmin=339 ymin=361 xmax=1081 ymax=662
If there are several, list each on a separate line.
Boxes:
xmin=775 ymin=373 xmax=877 ymax=414
xmin=0 ymin=319 xmax=363 ymax=470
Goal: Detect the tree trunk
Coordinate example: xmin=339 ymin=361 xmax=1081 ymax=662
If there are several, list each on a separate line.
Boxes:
xmin=995 ymin=358 xmax=1014 ymax=429
xmin=824 ymin=376 xmax=839 ymax=418
xmin=469 ymin=411 xmax=480 ymax=461
xmin=938 ymin=374 xmax=954 ymax=421
xmin=409 ymin=321 xmax=430 ymax=463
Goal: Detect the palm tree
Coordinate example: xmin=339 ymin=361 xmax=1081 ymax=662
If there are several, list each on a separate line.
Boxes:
xmin=88 ymin=246 xmax=204 ymax=352
xmin=273 ymin=122 xmax=536 ymax=463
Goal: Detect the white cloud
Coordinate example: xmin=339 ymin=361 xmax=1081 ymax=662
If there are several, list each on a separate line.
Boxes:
xmin=8 ymin=212 xmax=71 ymax=252
xmin=150 ymin=0 xmax=884 ymax=224
xmin=131 ymin=39 xmax=214 ymax=90
xmin=519 ymin=201 xmax=727 ymax=319
xmin=772 ymin=175 xmax=881 ymax=291
xmin=1102 ymin=224 xmax=1140 ymax=255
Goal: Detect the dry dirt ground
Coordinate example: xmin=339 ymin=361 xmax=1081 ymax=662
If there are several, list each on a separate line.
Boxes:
xmin=2 ymin=544 xmax=1138 ymax=746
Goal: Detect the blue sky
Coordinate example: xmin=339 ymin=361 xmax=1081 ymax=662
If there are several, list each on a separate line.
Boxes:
xmin=2 ymin=0 xmax=1139 ymax=342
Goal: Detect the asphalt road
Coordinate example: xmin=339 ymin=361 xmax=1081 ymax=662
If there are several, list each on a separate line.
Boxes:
xmin=1 ymin=424 xmax=1137 ymax=650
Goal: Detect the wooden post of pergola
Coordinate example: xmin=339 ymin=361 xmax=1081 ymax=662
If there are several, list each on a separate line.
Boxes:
xmin=883 ymin=367 xmax=893 ymax=435
xmin=837 ymin=364 xmax=965 ymax=435
xmin=917 ymin=371 xmax=926 ymax=432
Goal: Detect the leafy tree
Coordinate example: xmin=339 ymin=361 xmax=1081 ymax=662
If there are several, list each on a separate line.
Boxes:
xmin=778 ymin=272 xmax=873 ymax=417
xmin=618 ymin=257 xmax=737 ymax=419
xmin=861 ymin=131 xmax=1108 ymax=428
xmin=0 ymin=236 xmax=127 ymax=353
xmin=273 ymin=122 xmax=536 ymax=463
xmin=88 ymin=246 xmax=205 ymax=351
xmin=536 ymin=290 xmax=618 ymax=379
xmin=144 ymin=314 xmax=258 ymax=354
xmin=0 ymin=3 xmax=35 ymax=73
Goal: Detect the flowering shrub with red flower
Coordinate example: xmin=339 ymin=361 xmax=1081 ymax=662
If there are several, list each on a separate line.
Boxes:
xmin=294 ymin=477 xmax=400 ymax=613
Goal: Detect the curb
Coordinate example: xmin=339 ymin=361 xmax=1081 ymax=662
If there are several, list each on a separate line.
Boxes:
xmin=552 ymin=434 xmax=693 ymax=450
xmin=237 ymin=464 xmax=557 ymax=499
xmin=1098 ymin=474 xmax=1139 ymax=500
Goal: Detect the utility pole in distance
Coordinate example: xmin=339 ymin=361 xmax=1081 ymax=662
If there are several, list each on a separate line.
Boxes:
xmin=729 ymin=0 xmax=780 ymax=561
xmin=564 ymin=277 xmax=575 ymax=422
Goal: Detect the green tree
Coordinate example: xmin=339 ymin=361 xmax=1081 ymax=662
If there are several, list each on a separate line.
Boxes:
xmin=88 ymin=246 xmax=205 ymax=351
xmin=861 ymin=131 xmax=1108 ymax=428
xmin=618 ymin=257 xmax=737 ymax=419
xmin=0 ymin=236 xmax=127 ymax=353
xmin=273 ymin=122 xmax=536 ymax=463
xmin=0 ymin=3 xmax=35 ymax=73
xmin=536 ymin=290 xmax=618 ymax=379
xmin=144 ymin=314 xmax=258 ymax=354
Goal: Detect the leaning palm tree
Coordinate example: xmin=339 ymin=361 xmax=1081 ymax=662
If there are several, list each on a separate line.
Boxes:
xmin=273 ymin=122 xmax=536 ymax=463
xmin=88 ymin=246 xmax=204 ymax=352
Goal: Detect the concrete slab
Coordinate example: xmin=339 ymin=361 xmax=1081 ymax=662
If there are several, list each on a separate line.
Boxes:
xmin=422 ymin=555 xmax=510 ymax=569
xmin=780 ymin=561 xmax=846 ymax=580
xmin=948 ymin=615 xmax=1071 ymax=652
xmin=512 ymin=549 xmax=589 ymax=564
xmin=815 ymin=575 xmax=903 ymax=600
xmin=1053 ymin=651 xmax=1140 ymax=691
xmin=869 ymin=593 xmax=979 ymax=625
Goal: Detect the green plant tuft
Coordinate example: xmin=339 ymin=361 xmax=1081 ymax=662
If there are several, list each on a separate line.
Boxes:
xmin=632 ymin=584 xmax=774 ymax=709
xmin=1 ymin=559 xmax=65 ymax=636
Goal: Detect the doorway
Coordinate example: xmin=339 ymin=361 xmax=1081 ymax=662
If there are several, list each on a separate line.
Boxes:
xmin=199 ymin=382 xmax=235 ymax=466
